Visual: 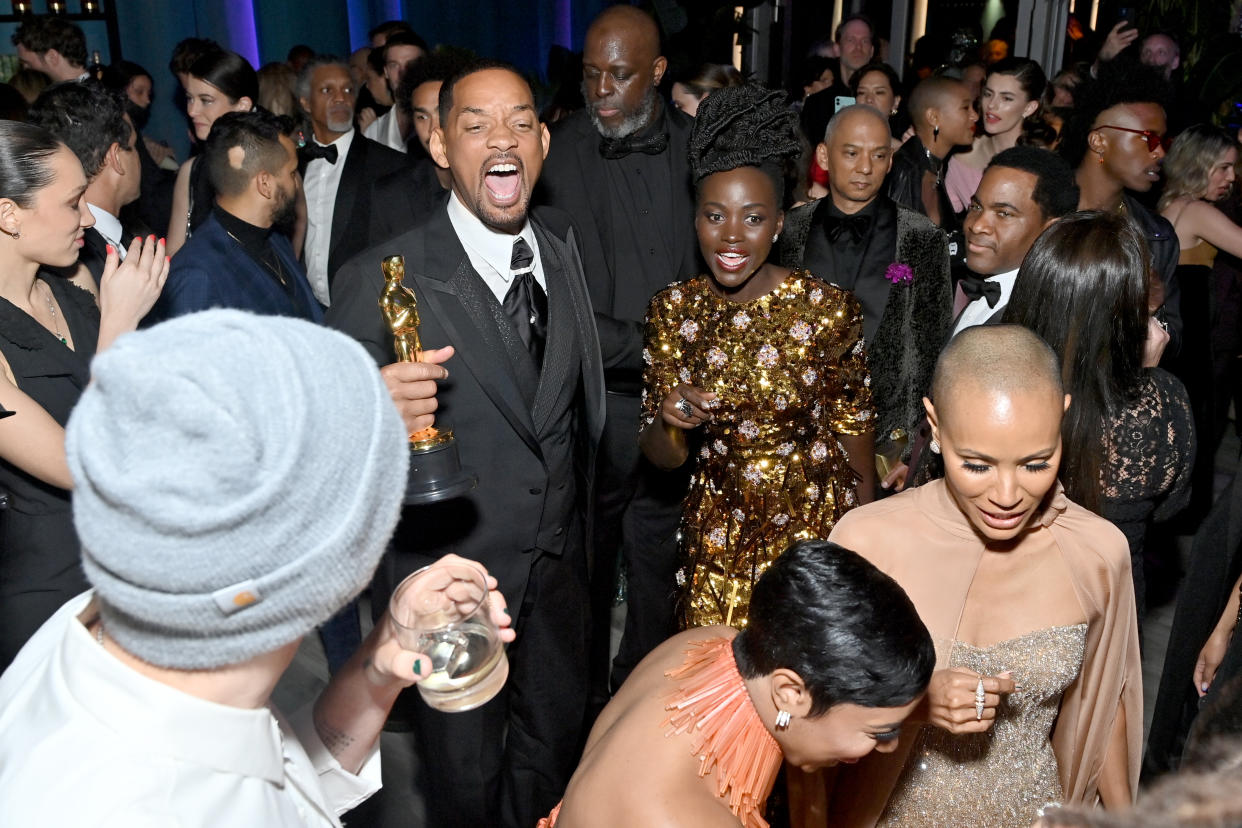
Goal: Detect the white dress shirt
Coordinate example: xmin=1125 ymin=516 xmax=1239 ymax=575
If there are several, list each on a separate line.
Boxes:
xmin=446 ymin=192 xmax=545 ymax=304
xmin=952 ymin=267 xmax=1020 ymax=337
xmin=303 ymin=128 xmax=355 ymax=306
xmin=87 ymin=202 xmax=126 ymax=260
xmin=0 ymin=592 xmax=380 ymax=827
xmin=362 ymin=107 xmax=406 ymax=153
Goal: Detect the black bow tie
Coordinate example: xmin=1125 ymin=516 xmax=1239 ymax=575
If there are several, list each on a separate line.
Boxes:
xmin=300 ymin=142 xmax=338 ymax=165
xmin=599 ymin=131 xmax=669 ymax=160
xmin=960 ymin=274 xmax=1002 ymax=308
xmin=824 ymin=212 xmax=872 ymax=244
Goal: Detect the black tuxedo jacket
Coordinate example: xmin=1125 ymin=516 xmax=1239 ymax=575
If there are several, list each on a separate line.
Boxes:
xmin=366 ymin=157 xmax=447 ymax=248
xmin=324 ymin=205 xmax=606 ymax=611
xmin=537 ymin=108 xmax=698 ymax=377
xmin=323 ymin=132 xmax=409 ymax=290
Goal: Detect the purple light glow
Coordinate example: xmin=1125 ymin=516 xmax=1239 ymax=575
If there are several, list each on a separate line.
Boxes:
xmin=222 ymin=0 xmax=261 ymax=68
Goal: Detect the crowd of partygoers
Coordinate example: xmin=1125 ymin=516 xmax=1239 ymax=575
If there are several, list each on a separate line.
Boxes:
xmin=1 ymin=4 xmax=1242 ymax=827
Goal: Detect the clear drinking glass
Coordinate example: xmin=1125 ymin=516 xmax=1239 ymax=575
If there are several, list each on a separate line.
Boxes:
xmin=388 ymin=561 xmax=509 ymax=712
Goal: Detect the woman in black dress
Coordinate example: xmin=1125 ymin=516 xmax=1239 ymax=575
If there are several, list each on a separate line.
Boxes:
xmin=0 ymin=120 xmax=167 ymax=667
xmin=1003 ymin=211 xmax=1195 ymax=629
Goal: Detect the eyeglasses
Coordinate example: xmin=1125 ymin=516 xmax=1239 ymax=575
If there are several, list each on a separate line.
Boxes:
xmin=1094 ymin=124 xmax=1169 ymax=153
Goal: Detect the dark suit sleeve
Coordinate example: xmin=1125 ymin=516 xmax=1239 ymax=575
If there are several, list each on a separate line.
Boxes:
xmin=323 ymin=255 xmax=392 ymax=365
xmin=154 ymin=261 xmax=225 ymax=320
xmin=1154 ymin=243 xmax=1182 ymax=357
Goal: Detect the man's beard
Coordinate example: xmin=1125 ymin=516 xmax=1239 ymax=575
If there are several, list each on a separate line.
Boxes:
xmin=271 ymin=185 xmax=297 ymax=231
xmin=582 ymin=83 xmax=659 ymax=139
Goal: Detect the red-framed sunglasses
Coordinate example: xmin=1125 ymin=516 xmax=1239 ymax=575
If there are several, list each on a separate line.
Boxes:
xmin=1094 ymin=124 xmax=1170 ymax=152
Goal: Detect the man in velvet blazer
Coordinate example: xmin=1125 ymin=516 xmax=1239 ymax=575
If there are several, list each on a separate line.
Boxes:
xmin=325 ymin=64 xmax=605 ymax=828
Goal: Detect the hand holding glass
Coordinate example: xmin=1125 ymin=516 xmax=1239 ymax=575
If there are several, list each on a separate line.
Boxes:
xmin=389 ymin=561 xmax=510 ymax=712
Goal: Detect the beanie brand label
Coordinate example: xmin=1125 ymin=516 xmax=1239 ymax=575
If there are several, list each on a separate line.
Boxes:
xmin=212 ymin=580 xmax=264 ymax=615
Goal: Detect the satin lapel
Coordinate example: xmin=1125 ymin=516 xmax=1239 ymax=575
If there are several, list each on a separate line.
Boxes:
xmin=530 ymin=224 xmax=576 ymax=432
xmin=414 ymin=218 xmax=541 ymax=457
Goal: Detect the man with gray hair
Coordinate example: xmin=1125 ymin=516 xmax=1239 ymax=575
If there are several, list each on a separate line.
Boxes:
xmin=0 ymin=309 xmax=514 ymax=826
xmin=780 ymin=104 xmax=952 ymax=493
xmin=537 ymin=3 xmax=697 ymax=705
xmin=296 ymin=55 xmax=406 ymax=305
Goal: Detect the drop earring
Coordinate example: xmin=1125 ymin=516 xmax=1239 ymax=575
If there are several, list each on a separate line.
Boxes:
xmin=932 ymin=125 xmax=939 ymax=144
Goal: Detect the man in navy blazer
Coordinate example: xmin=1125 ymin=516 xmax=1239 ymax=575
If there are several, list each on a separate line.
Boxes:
xmin=149 ymin=110 xmax=321 ymax=324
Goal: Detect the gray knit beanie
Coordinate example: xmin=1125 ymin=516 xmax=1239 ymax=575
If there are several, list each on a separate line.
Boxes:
xmin=66 ymin=309 xmax=409 ymax=670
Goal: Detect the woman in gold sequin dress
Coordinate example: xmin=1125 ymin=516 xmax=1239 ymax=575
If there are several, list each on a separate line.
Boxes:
xmin=639 ymin=85 xmax=875 ymax=630
xmin=794 ymin=325 xmax=1142 ymax=827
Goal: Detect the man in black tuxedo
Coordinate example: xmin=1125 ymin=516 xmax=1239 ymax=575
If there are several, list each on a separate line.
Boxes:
xmin=780 ymin=105 xmax=951 ymax=488
xmin=326 ymin=61 xmax=605 ymax=828
xmin=28 ymin=80 xmax=147 ymax=288
xmin=367 ymin=50 xmax=469 ymax=246
xmin=537 ymin=4 xmax=696 ymax=698
xmin=296 ymin=56 xmax=407 ymax=306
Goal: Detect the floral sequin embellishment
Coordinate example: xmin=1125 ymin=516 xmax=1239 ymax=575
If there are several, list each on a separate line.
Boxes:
xmin=737 ymin=420 xmax=759 ymax=440
xmin=774 ymin=395 xmax=787 ymax=411
xmin=679 ymin=319 xmax=700 ymax=341
xmin=772 ymin=513 xmax=790 ymax=527
xmin=713 ymin=439 xmax=728 ymax=455
xmin=743 ymin=463 xmax=763 ymax=484
xmin=809 ymin=287 xmax=824 ymax=304
xmin=757 ymin=344 xmax=779 ymax=368
xmin=789 ymin=321 xmax=813 ymax=343
xmin=679 ymin=367 xmax=692 ymax=384
xmin=777 ymin=442 xmax=795 ymax=456
xmin=707 ymin=527 xmax=727 ymax=546
xmin=806 ymin=483 xmax=821 ymax=499
xmin=707 ymin=347 xmax=728 ymax=368
xmin=810 ymin=441 xmax=828 ymax=461
xmin=669 ymin=287 xmax=683 ymax=302
xmin=732 ymin=311 xmax=752 ymax=329
xmin=802 ymin=367 xmax=819 ymax=385
xmin=732 ymin=508 xmax=746 ymax=523
xmin=642 ymin=348 xmax=652 ymax=365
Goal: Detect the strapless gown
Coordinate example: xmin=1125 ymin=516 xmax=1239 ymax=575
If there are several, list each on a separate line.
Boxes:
xmin=877 ymin=623 xmax=1088 ymax=827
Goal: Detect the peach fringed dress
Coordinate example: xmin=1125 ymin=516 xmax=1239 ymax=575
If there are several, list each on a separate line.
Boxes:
xmin=537 ymin=637 xmax=783 ymax=828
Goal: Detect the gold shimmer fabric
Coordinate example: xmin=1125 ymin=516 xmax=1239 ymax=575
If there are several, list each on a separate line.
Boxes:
xmin=641 ymin=273 xmax=872 ymax=629
xmin=877 ymin=624 xmax=1087 ymax=826
xmin=808 ymin=480 xmax=1142 ymax=825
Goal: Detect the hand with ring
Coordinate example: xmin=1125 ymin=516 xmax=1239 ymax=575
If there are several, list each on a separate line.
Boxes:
xmin=922 ymin=667 xmax=1016 ymax=734
xmin=661 ymin=383 xmax=717 ymax=430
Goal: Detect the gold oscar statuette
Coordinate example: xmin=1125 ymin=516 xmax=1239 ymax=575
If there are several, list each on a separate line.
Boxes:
xmin=381 ymin=255 xmax=477 ymax=503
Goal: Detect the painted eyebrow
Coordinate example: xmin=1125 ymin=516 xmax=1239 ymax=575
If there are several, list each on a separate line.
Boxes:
xmin=955 ymin=448 xmax=1056 ymax=463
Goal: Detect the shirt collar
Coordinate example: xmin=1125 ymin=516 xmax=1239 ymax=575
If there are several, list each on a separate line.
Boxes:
xmin=987 ymin=267 xmax=1020 ymax=305
xmin=445 ymin=190 xmax=535 ymax=282
xmin=86 ymin=203 xmax=123 ymax=246
xmin=315 ymin=127 xmax=354 ymax=153
xmin=61 ymin=593 xmax=286 ymax=784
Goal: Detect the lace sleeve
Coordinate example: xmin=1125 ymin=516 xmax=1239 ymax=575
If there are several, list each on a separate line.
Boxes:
xmin=1101 ymin=369 xmax=1196 ymax=512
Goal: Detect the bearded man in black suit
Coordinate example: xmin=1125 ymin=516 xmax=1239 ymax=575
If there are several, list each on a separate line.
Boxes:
xmin=326 ymin=60 xmax=605 ymax=828
xmin=537 ymin=4 xmax=697 ymax=699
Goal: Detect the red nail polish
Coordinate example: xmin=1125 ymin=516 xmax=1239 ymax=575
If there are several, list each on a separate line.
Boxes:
xmin=165 ymin=255 xmax=171 ymax=263
xmin=159 ymin=237 xmax=165 ymax=245
xmin=106 ymin=244 xmax=114 ymax=254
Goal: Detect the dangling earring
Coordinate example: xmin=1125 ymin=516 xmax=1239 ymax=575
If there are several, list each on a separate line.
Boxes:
xmin=930 ymin=437 xmax=941 ymax=455
xmin=1097 ymin=151 xmax=1105 ymax=165
xmin=775 ymin=710 xmax=792 ymax=730
xmin=932 ymin=125 xmax=939 ymax=144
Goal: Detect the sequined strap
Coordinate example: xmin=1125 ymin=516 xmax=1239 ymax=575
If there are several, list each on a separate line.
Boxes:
xmin=663 ymin=637 xmax=783 ymax=828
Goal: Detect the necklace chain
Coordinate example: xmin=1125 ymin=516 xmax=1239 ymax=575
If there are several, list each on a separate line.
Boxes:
xmin=42 ymin=282 xmax=67 ymax=345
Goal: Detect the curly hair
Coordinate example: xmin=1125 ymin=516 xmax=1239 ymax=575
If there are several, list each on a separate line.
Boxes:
xmin=1159 ymin=124 xmax=1239 ymax=210
xmin=1057 ymin=58 xmax=1172 ymax=168
xmin=687 ymin=83 xmax=802 ymax=203
xmin=27 ymin=80 xmax=132 ymax=179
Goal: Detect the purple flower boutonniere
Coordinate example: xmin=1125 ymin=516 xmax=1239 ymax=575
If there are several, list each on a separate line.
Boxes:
xmin=884 ymin=262 xmax=914 ymax=285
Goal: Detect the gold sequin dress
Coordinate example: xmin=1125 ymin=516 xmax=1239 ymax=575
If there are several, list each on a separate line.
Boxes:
xmin=877 ymin=624 xmax=1089 ymax=827
xmin=641 ymin=272 xmax=872 ymax=629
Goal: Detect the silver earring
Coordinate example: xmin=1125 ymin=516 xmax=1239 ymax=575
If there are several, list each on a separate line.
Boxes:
xmin=930 ymin=437 xmax=941 ymax=455
xmin=771 ymin=233 xmax=779 ymax=243
xmin=775 ymin=710 xmax=791 ymax=729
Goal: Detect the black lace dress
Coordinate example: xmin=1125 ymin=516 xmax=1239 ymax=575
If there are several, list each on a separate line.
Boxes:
xmin=0 ymin=274 xmax=97 ymax=668
xmin=1101 ymin=368 xmax=1195 ymax=627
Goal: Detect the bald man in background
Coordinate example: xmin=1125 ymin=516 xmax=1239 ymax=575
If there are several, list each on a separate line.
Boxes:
xmin=537 ymin=5 xmax=697 ymax=708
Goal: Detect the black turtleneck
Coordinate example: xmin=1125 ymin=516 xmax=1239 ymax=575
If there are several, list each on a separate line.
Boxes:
xmin=213 ymin=205 xmax=293 ymax=297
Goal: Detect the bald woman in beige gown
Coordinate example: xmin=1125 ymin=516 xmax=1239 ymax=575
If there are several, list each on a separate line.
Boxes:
xmin=797 ymin=325 xmax=1142 ymax=827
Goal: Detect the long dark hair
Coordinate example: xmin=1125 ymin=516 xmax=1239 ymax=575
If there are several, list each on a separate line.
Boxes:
xmin=1002 ymin=211 xmax=1150 ymax=511
xmin=734 ymin=540 xmax=935 ymax=715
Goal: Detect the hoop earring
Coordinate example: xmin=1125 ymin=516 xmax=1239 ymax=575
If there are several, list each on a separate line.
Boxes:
xmin=0 ymin=228 xmax=19 ymax=240
xmin=775 ymin=710 xmax=792 ymax=730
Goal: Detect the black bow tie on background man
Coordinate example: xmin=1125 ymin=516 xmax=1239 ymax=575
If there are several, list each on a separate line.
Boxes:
xmin=598 ymin=130 xmax=669 ymax=160
xmin=824 ymin=212 xmax=873 ymax=244
xmin=299 ymin=142 xmax=338 ymax=166
xmin=959 ymin=274 xmax=1003 ymax=308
